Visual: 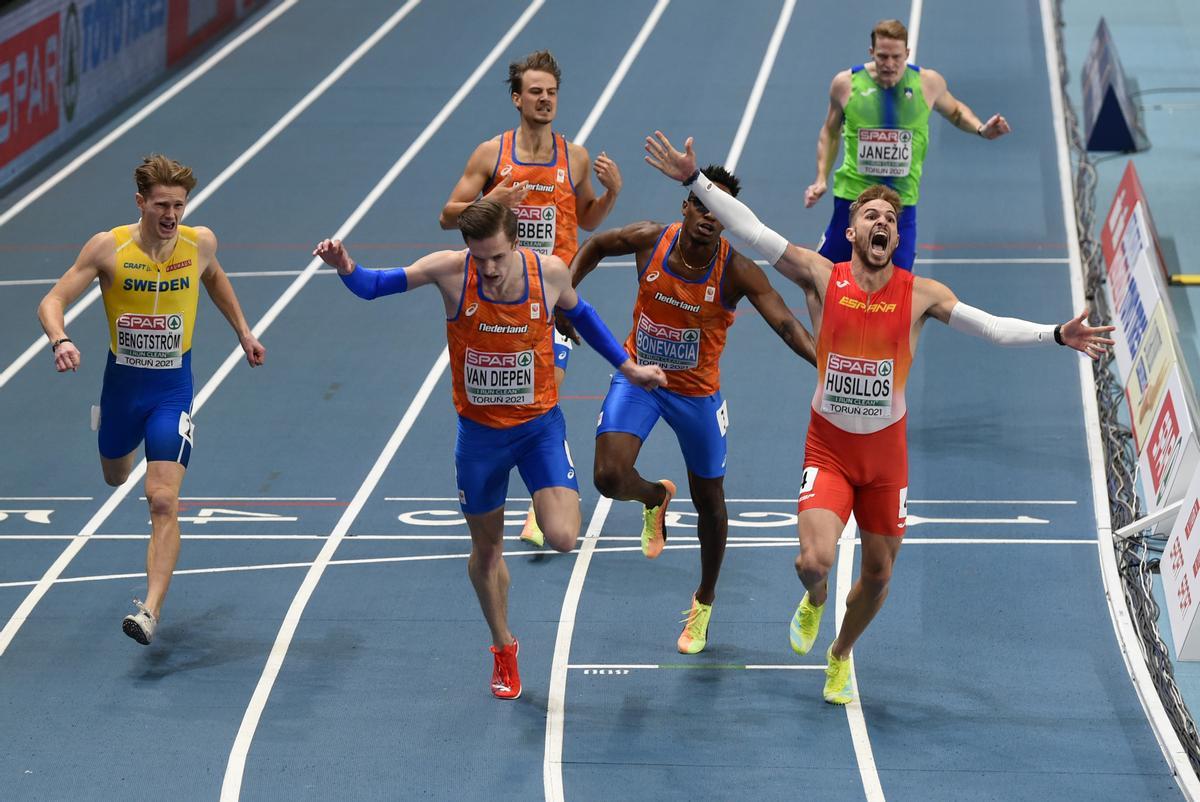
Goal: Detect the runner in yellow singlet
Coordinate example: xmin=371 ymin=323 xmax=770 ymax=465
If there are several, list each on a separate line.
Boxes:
xmin=38 ymin=155 xmax=265 ymax=646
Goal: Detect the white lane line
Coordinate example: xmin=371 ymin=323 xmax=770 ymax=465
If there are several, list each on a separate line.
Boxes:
xmin=0 ymin=2 xmax=437 ymax=659
xmin=221 ymin=2 xmax=549 ymax=796
xmin=914 ymin=257 xmax=1069 ymax=264
xmin=0 ymin=497 xmax=92 ymax=501
xmin=0 ymin=534 xmax=1097 ymax=545
xmin=569 ymin=663 xmax=823 ymax=671
xmin=908 ymin=0 xmax=924 ymax=63
xmin=725 ymin=0 xmax=797 ymax=172
xmin=545 ymin=497 xmax=612 ymax=802
xmin=0 ymin=0 xmax=426 ymax=392
xmin=573 ymin=0 xmax=670 ymax=147
xmin=0 ymin=0 xmax=298 ymax=229
xmin=220 ymin=348 xmax=451 ymax=799
xmin=833 ymin=514 xmax=884 ymax=801
xmin=1038 ymin=0 xmax=1198 ymax=794
xmin=0 ymin=534 xmax=1101 ymax=589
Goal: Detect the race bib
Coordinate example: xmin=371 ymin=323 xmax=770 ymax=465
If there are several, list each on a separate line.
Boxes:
xmin=463 ymin=347 xmax=535 ymax=405
xmin=115 ymin=312 xmax=184 ymax=369
xmin=634 ymin=313 xmax=700 ymax=371
xmin=515 ymin=204 xmax=556 ymax=255
xmin=857 ymin=128 xmax=912 ymax=178
xmin=820 ymin=353 xmax=893 ymax=418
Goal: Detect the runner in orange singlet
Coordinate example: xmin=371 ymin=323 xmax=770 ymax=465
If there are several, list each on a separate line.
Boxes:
xmin=645 ymin=131 xmax=1113 ymax=703
xmin=315 ymin=200 xmax=664 ymax=700
xmin=441 ymin=50 xmax=622 ymax=545
xmin=568 ymin=165 xmax=817 ymax=655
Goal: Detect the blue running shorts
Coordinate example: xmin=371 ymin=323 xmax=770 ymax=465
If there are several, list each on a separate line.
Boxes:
xmin=455 ymin=405 xmax=579 ymax=515
xmin=596 ymin=372 xmax=729 ymax=479
xmin=98 ymin=350 xmax=195 ymax=466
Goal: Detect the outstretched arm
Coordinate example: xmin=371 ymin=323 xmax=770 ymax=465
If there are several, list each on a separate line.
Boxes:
xmin=927 ymin=69 xmax=1010 ymax=140
xmin=542 ymin=259 xmax=667 ymax=390
xmin=569 ymin=221 xmax=663 ymax=287
xmin=727 ymin=254 xmax=817 ymax=366
xmin=644 ymin=131 xmax=830 ymax=293
xmin=923 ymin=278 xmax=1114 ymax=358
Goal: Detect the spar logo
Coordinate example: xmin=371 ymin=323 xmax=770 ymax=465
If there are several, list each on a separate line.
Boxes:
xmin=63 ymin=4 xmax=80 ymax=121
xmin=166 ymin=314 xmax=182 ymax=331
xmin=117 ymin=313 xmax=164 ymax=330
xmin=639 ymin=316 xmax=698 ymax=343
xmin=466 ymin=350 xmax=531 ymax=369
xmin=827 ymin=354 xmax=891 ymax=376
xmin=514 ymin=205 xmax=555 ymax=222
xmin=858 ymin=129 xmax=912 ymax=144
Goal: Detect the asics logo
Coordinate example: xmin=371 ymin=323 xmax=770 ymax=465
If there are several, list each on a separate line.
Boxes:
xmin=859 ymin=87 xmax=878 ymax=96
xmin=836 ymin=280 xmax=850 ymax=288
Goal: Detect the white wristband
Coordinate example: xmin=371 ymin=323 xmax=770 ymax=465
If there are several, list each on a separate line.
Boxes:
xmin=948 ymin=302 xmax=1056 ymax=346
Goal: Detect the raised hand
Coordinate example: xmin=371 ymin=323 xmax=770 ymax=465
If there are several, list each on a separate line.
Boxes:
xmin=593 ymin=151 xmax=622 ymax=194
xmin=313 ymin=238 xmax=356 ymax=275
xmin=485 ymin=176 xmax=530 ymax=208
xmin=1060 ymin=308 xmax=1115 ymax=360
xmin=643 ymin=131 xmax=697 ymax=183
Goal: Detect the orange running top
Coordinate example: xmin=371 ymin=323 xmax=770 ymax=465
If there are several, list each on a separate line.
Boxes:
xmin=811 ymin=261 xmax=915 ymax=434
xmin=447 ymin=249 xmax=557 ymax=427
xmin=484 ymin=129 xmax=579 ymax=263
xmin=623 ymin=223 xmax=736 ymax=397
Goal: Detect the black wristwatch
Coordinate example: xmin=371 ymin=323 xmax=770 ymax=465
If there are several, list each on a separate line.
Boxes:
xmin=51 ymin=337 xmax=72 ymax=351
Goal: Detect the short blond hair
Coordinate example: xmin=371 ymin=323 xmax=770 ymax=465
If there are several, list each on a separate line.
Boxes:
xmin=850 ymin=185 xmax=903 ymax=222
xmin=871 ymin=19 xmax=908 ymax=47
xmin=134 ymin=154 xmax=196 ymax=196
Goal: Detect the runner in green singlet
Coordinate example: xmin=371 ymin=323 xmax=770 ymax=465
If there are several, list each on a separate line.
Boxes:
xmin=804 ymin=19 xmax=1011 ymax=270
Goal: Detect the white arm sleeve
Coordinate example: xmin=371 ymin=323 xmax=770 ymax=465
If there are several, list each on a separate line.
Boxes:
xmin=689 ymin=173 xmax=789 ymax=264
xmin=948 ymin=302 xmax=1058 ymax=346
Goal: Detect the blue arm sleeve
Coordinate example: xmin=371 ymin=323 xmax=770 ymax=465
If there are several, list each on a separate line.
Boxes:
xmin=339 ymin=264 xmax=408 ymax=300
xmin=560 ymin=296 xmax=630 ymax=369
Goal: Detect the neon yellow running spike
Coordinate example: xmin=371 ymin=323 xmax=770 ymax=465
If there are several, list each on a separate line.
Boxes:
xmin=789 ymin=592 xmax=824 ymax=655
xmin=520 ymin=505 xmax=544 ymax=548
xmin=677 ymin=595 xmax=712 ymax=654
xmin=641 ymin=479 xmax=676 ymax=559
xmin=824 ymin=644 xmax=854 ymax=705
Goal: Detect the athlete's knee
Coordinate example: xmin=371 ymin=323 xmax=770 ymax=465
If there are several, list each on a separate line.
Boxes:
xmin=592 ymin=462 xmax=630 ymax=499
xmin=542 ymin=523 xmax=580 ymax=554
xmin=795 ymin=549 xmax=834 ymax=583
xmin=144 ymin=483 xmax=179 ymax=519
xmin=102 ymin=466 xmax=128 ymax=487
xmin=858 ymin=560 xmax=894 ymax=595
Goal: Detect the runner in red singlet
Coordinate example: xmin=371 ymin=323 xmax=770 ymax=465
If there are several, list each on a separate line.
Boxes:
xmin=440 ymin=49 xmax=622 ymax=545
xmin=645 ymin=131 xmax=1113 ymax=703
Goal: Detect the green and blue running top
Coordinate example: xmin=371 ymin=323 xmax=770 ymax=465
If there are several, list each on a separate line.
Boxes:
xmin=832 ymin=64 xmax=930 ymax=207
